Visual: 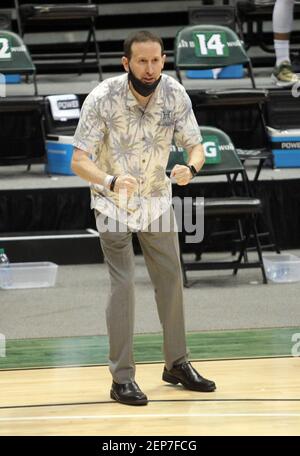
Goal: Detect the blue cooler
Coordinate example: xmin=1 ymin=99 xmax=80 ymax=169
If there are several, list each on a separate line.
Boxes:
xmin=268 ymin=127 xmax=300 ymax=168
xmin=4 ymin=74 xmax=21 ymax=84
xmin=44 ymin=94 xmax=80 ymax=175
xmin=186 ymin=64 xmax=243 ymax=79
xmin=46 ymin=135 xmax=75 ymax=175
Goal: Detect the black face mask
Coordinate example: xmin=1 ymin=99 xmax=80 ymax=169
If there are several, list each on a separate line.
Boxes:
xmin=128 ymin=66 xmax=161 ymax=97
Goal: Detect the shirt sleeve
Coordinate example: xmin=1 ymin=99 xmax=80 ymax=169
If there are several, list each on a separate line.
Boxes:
xmin=173 ymin=89 xmax=202 ymax=150
xmin=72 ymin=92 xmax=105 ymax=160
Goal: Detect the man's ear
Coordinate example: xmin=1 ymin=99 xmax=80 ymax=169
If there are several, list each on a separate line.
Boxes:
xmin=122 ymin=56 xmax=129 ymax=72
xmin=161 ymin=54 xmax=166 ymax=69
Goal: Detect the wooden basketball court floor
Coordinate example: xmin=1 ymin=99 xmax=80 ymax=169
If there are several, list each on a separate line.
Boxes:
xmin=0 ymin=356 xmax=299 ymax=436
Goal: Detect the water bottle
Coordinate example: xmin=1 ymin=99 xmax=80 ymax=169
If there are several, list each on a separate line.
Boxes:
xmin=0 ymin=248 xmax=11 ymax=288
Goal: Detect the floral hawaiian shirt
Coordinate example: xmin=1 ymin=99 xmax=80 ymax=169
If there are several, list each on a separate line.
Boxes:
xmin=73 ymin=73 xmax=202 ymax=230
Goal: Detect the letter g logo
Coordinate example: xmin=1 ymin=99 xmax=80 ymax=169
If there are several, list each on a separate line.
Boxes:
xmin=204 ymin=141 xmax=217 ymax=158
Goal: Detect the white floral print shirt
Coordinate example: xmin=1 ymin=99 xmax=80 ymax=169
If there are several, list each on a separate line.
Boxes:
xmin=73 ymin=73 xmax=202 ymax=230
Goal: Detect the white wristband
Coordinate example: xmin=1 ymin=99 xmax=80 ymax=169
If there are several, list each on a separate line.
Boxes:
xmin=103 ymin=174 xmax=114 ymax=189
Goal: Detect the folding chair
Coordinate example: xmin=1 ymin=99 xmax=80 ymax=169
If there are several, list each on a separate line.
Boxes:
xmin=0 ymin=29 xmax=37 ymax=94
xmin=174 ymin=25 xmax=272 ymax=158
xmin=167 ymin=125 xmax=268 ymax=287
xmin=174 ymin=24 xmax=271 ymax=179
xmin=14 ymin=0 xmax=102 ymax=80
xmin=174 ymin=24 xmax=280 ymax=252
xmin=174 ymin=23 xmax=273 ymax=163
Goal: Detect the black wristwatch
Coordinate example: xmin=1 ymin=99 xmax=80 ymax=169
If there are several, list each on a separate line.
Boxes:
xmin=185 ymin=164 xmax=198 ymax=178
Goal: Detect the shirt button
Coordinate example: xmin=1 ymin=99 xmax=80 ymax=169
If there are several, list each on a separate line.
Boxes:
xmin=142 ymin=159 xmax=146 ymax=163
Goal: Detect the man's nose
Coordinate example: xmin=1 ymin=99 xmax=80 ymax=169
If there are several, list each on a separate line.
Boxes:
xmin=146 ymin=62 xmax=154 ymax=74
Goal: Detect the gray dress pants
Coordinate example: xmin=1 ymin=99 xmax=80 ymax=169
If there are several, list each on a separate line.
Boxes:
xmin=95 ymin=207 xmax=189 ymax=384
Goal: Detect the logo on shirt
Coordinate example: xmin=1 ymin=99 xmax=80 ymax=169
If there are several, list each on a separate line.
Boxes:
xmin=159 ymin=109 xmax=174 ymax=127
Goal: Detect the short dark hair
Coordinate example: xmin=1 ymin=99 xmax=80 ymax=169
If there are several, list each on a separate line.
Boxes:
xmin=123 ymin=30 xmax=164 ymax=60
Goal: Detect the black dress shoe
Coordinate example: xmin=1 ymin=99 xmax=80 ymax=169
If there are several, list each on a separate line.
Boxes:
xmin=110 ymin=381 xmax=148 ymax=406
xmin=162 ymin=361 xmax=216 ymax=392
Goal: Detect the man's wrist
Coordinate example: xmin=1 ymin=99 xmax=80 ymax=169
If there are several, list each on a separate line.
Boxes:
xmin=185 ymin=164 xmax=198 ymax=178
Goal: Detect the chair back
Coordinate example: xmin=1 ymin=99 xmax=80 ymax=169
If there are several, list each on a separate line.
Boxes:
xmin=175 ymin=25 xmax=249 ymax=71
xmin=167 ymin=125 xmax=244 ymax=176
xmin=200 ymin=125 xmax=244 ymax=176
xmin=0 ymin=30 xmax=35 ymax=75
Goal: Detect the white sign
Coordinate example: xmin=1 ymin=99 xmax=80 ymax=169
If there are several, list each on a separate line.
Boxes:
xmin=47 ymin=94 xmax=80 ymax=121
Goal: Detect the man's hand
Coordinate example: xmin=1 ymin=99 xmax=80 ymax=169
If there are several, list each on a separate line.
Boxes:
xmin=114 ymin=174 xmax=138 ymax=198
xmin=170 ymin=165 xmax=192 ymax=186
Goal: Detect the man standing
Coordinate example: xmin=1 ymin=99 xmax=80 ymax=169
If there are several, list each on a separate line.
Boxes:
xmin=72 ymin=30 xmax=216 ymax=406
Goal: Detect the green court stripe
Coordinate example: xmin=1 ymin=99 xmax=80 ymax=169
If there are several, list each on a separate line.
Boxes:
xmin=0 ymin=327 xmax=299 ymax=370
